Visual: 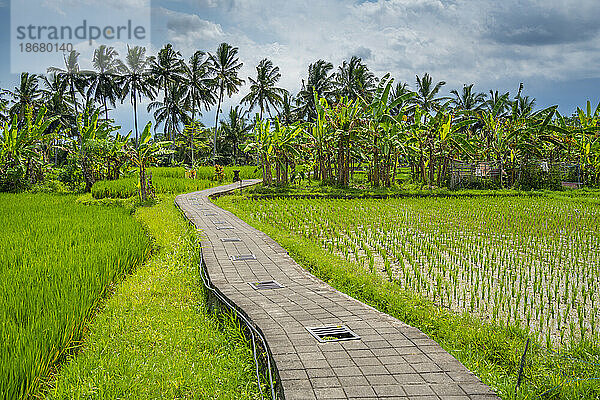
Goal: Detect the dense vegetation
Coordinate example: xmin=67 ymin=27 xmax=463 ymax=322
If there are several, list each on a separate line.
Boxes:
xmin=215 ymin=193 xmax=600 ymax=399
xmin=0 ymin=194 xmax=150 ymax=399
xmin=46 ymin=195 xmax=265 ymax=399
xmin=1 ymin=42 xmax=598 ymax=196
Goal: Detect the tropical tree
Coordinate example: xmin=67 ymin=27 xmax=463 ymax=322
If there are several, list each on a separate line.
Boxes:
xmin=120 ymin=45 xmax=155 ymax=145
xmin=270 ymin=118 xmax=303 ymax=184
xmin=414 ymin=73 xmax=447 ymax=113
xmin=325 ymin=96 xmax=363 ymax=186
xmin=242 ymin=58 xmax=287 ymax=120
xmin=245 ymin=117 xmax=273 ymax=185
xmin=128 ymin=122 xmax=172 ymax=201
xmin=147 ymin=83 xmax=190 ymax=142
xmin=219 ymin=106 xmax=252 ymax=165
xmin=206 ymin=42 xmax=245 ymax=165
xmin=279 ymin=92 xmax=299 ymax=125
xmin=87 ymin=45 xmax=124 ymax=120
xmin=47 ymin=50 xmax=87 ymax=115
xmin=148 ymin=44 xmax=185 ymax=104
xmin=486 ymin=90 xmax=510 ymax=116
xmin=0 ymin=107 xmax=58 ymax=191
xmin=362 ymin=75 xmax=415 ymax=186
xmin=451 ymin=84 xmax=486 ymax=112
xmin=183 ymin=51 xmax=215 ymax=124
xmin=180 ymin=120 xmax=210 ymax=166
xmin=334 ymin=56 xmax=377 ymax=102
xmin=297 ymin=60 xmax=335 ymax=121
xmin=8 ymin=73 xmax=42 ymax=124
xmin=389 ymin=82 xmax=413 ymax=115
xmin=69 ymin=109 xmax=118 ymax=191
xmin=41 ymin=73 xmax=74 ymax=135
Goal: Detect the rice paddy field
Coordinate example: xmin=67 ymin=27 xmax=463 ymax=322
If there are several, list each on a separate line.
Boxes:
xmin=0 ymin=194 xmax=150 ymax=399
xmin=216 ymin=195 xmax=600 ymax=350
xmin=91 ymin=166 xmax=261 ymax=199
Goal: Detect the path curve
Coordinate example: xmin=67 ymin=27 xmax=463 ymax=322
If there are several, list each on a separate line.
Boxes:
xmin=176 ymin=180 xmax=499 ymax=400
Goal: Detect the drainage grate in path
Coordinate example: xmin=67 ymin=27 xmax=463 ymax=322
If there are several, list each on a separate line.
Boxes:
xmin=249 ymin=280 xmax=284 ymax=290
xmin=220 ymin=237 xmax=242 ymax=242
xmin=216 ymin=226 xmax=235 ymax=230
xmin=306 ymin=325 xmax=361 ymax=343
xmin=230 ymin=254 xmax=257 ymax=261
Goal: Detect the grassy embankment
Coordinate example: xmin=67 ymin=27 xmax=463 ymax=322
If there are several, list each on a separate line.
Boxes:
xmin=46 ymin=194 xmax=265 ymax=399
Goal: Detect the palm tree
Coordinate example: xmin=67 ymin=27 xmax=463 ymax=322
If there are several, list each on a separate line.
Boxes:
xmin=297 ymin=60 xmax=334 ymax=121
xmin=279 ymin=92 xmax=298 ymax=125
xmin=206 ymin=42 xmax=245 ymax=165
xmin=120 ymin=45 xmax=155 ymax=145
xmin=183 ymin=51 xmax=215 ymax=123
xmin=47 ymin=50 xmax=87 ymax=116
xmin=486 ymin=90 xmax=510 ymax=116
xmin=335 ymin=56 xmax=377 ymax=101
xmin=389 ymin=81 xmax=413 ymax=115
xmin=0 ymin=91 xmax=8 ymax=123
xmin=8 ymin=73 xmax=42 ymax=124
xmin=87 ymin=45 xmax=124 ymax=120
xmin=219 ymin=106 xmax=252 ymax=164
xmin=147 ymin=83 xmax=190 ymax=142
xmin=241 ymin=58 xmax=287 ymax=120
xmin=450 ymin=84 xmax=486 ymax=111
xmin=149 ymin=44 xmax=185 ymax=105
xmin=414 ymin=73 xmax=446 ymax=113
xmin=513 ymin=95 xmax=536 ymax=119
xmin=41 ymin=73 xmax=74 ymax=132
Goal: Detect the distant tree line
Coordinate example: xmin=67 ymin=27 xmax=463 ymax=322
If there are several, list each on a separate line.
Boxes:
xmin=0 ymin=42 xmax=598 ymax=192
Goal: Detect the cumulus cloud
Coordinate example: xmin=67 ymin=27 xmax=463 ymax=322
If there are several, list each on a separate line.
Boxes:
xmin=60 ymin=0 xmax=598 ymax=128
xmin=483 ymin=1 xmax=600 ymax=46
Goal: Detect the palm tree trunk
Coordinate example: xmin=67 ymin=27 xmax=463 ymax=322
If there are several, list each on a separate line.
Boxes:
xmin=191 ymin=97 xmax=196 ymax=166
xmin=133 ymin=88 xmax=139 ymax=146
xmin=70 ymin=80 xmax=77 ymax=115
xmin=213 ymin=86 xmax=224 ymax=166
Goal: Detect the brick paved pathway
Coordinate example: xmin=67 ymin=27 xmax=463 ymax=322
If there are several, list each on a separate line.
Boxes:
xmin=176 ymin=180 xmax=500 ymax=400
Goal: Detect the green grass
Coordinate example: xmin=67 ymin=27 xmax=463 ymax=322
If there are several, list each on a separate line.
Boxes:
xmin=214 ymin=193 xmax=600 ymax=400
xmin=92 ymin=166 xmax=262 ymax=199
xmin=91 ymin=177 xmax=218 ymax=199
xmin=148 ymin=166 xmax=262 ymax=180
xmin=45 ymin=195 xmax=265 ymax=399
xmin=0 ymin=193 xmax=150 ymax=400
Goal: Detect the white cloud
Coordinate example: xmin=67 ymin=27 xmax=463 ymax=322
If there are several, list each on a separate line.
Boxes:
xmin=57 ymin=0 xmax=598 ymax=130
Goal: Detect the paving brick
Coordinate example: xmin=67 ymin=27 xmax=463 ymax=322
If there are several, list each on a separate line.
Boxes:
xmin=314 ymin=387 xmax=347 ymax=399
xmin=344 ymin=385 xmax=376 ymax=397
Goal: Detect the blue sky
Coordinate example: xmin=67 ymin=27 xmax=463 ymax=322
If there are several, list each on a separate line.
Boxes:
xmin=1 ymin=0 xmax=599 ymax=134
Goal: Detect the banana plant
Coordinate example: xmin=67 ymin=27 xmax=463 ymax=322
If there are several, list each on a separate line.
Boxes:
xmin=324 ymin=96 xmax=363 ymax=186
xmin=128 ymin=122 xmax=172 ymax=201
xmin=244 ymin=116 xmax=273 ymax=185
xmin=0 ymin=106 xmax=58 ymax=190
xmin=270 ymin=117 xmax=303 ymax=184
xmin=306 ymin=92 xmax=332 ymax=182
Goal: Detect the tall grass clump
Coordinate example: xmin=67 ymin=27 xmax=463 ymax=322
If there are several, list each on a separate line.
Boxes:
xmin=0 ymin=193 xmax=150 ymax=399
